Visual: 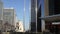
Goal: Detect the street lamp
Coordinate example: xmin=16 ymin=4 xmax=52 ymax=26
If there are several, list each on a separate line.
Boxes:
xmin=29 ymin=0 xmax=31 ymax=33
xmin=23 ymin=0 xmax=26 ymax=32
xmin=36 ymin=0 xmax=37 ymax=33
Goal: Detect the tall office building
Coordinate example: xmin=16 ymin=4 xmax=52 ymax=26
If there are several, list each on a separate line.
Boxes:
xmin=3 ymin=8 xmax=16 ymax=31
xmin=31 ymin=0 xmax=36 ymax=32
xmin=39 ymin=0 xmax=60 ymax=34
xmin=31 ymin=0 xmax=41 ymax=32
xmin=31 ymin=0 xmax=60 ymax=33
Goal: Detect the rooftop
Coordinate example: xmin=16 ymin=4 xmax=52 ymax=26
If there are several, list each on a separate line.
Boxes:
xmin=4 ymin=7 xmax=14 ymax=9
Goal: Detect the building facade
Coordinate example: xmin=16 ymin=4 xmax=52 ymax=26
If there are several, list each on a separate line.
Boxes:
xmin=3 ymin=8 xmax=16 ymax=32
xmin=31 ymin=0 xmax=60 ymax=34
xmin=15 ymin=20 xmax=24 ymax=32
xmin=40 ymin=0 xmax=60 ymax=34
xmin=31 ymin=0 xmax=36 ymax=32
xmin=0 ymin=0 xmax=16 ymax=32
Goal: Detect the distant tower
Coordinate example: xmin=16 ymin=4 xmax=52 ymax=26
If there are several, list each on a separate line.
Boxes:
xmin=31 ymin=0 xmax=36 ymax=32
xmin=31 ymin=0 xmax=41 ymax=32
xmin=3 ymin=8 xmax=16 ymax=31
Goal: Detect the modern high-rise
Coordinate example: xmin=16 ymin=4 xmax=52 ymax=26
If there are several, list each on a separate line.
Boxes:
xmin=31 ymin=0 xmax=41 ymax=32
xmin=31 ymin=0 xmax=60 ymax=33
xmin=31 ymin=0 xmax=36 ymax=32
xmin=3 ymin=8 xmax=16 ymax=31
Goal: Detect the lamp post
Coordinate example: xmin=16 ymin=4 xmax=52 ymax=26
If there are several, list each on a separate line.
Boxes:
xmin=29 ymin=0 xmax=31 ymax=33
xmin=23 ymin=0 xmax=26 ymax=32
xmin=36 ymin=0 xmax=37 ymax=33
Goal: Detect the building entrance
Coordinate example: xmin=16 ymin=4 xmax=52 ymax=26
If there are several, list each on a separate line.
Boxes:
xmin=45 ymin=22 xmax=60 ymax=34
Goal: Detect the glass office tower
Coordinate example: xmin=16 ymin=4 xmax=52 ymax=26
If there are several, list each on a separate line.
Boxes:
xmin=46 ymin=0 xmax=60 ymax=34
xmin=31 ymin=0 xmax=36 ymax=32
xmin=31 ymin=0 xmax=60 ymax=33
xmin=31 ymin=0 xmax=41 ymax=32
xmin=49 ymin=0 xmax=60 ymax=15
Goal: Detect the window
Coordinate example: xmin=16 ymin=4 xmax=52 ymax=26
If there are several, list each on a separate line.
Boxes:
xmin=49 ymin=0 xmax=60 ymax=15
xmin=3 ymin=12 xmax=11 ymax=16
xmin=49 ymin=0 xmax=54 ymax=15
xmin=18 ymin=27 xmax=19 ymax=29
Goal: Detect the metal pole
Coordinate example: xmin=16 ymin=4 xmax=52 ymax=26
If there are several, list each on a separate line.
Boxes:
xmin=23 ymin=0 xmax=25 ymax=32
xmin=36 ymin=0 xmax=37 ymax=33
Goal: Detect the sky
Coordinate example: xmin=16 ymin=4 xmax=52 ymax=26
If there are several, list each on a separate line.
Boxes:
xmin=2 ymin=0 xmax=30 ymax=31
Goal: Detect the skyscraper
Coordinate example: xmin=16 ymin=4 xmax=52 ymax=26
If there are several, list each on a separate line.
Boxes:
xmin=40 ymin=0 xmax=60 ymax=33
xmin=31 ymin=0 xmax=41 ymax=32
xmin=31 ymin=0 xmax=36 ymax=32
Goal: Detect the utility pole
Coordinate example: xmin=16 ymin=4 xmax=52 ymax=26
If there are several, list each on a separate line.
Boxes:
xmin=36 ymin=0 xmax=37 ymax=34
xmin=23 ymin=0 xmax=26 ymax=32
xmin=29 ymin=0 xmax=31 ymax=33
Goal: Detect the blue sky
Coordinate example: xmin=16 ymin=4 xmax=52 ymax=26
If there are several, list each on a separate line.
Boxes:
xmin=2 ymin=0 xmax=30 ymax=31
